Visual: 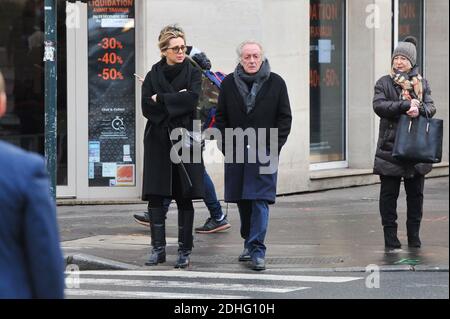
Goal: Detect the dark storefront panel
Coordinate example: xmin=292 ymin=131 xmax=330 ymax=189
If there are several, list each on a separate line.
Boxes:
xmin=0 ymin=0 xmax=68 ymax=185
xmin=87 ymin=0 xmax=136 ymax=187
xmin=397 ymin=0 xmax=424 ymax=71
xmin=310 ymin=0 xmax=346 ymax=164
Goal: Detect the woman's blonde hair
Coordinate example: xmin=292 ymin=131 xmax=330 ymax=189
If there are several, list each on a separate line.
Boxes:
xmin=158 ymin=24 xmax=185 ymax=57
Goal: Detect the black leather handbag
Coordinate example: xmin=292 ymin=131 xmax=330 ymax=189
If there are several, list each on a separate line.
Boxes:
xmin=392 ymin=110 xmax=443 ymax=164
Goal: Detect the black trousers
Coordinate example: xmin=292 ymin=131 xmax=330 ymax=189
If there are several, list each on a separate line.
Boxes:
xmin=379 ymin=175 xmax=425 ymax=229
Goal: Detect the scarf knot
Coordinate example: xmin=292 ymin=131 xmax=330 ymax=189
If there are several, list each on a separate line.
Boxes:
xmin=390 ymin=66 xmax=423 ymax=102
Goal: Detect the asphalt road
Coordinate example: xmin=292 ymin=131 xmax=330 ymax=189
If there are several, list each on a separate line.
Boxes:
xmin=65 ymin=269 xmax=449 ymax=299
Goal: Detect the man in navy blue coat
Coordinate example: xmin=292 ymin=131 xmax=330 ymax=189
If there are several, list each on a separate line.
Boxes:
xmin=216 ymin=42 xmax=292 ymax=271
xmin=0 ymin=71 xmax=65 ymax=299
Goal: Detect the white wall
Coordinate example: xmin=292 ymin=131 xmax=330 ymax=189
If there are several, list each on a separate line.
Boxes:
xmin=425 ymin=0 xmax=449 ymax=164
xmin=139 ymin=0 xmax=310 ymax=197
xmin=347 ymin=0 xmax=392 ymax=170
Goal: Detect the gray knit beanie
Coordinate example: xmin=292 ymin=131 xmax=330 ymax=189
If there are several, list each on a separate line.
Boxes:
xmin=392 ymin=36 xmax=417 ymax=66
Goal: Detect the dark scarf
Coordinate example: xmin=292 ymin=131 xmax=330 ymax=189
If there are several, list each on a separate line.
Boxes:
xmin=233 ymin=59 xmax=271 ymax=114
xmin=151 ymin=58 xmax=192 ymax=94
xmin=390 ymin=65 xmax=423 ymax=102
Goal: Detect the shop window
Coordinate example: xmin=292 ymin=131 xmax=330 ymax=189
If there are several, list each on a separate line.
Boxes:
xmin=310 ymin=0 xmax=347 ymax=165
xmin=0 ymin=0 xmax=68 ymax=185
xmin=395 ymin=0 xmax=424 ymax=70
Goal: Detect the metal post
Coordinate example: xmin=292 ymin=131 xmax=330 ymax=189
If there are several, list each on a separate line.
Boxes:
xmin=44 ymin=0 xmax=58 ymax=199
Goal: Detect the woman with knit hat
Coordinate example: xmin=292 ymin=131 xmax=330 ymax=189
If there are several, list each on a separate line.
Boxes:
xmin=372 ymin=36 xmax=436 ymax=249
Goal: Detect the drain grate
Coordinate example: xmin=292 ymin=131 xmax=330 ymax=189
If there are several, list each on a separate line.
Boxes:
xmin=193 ymin=255 xmax=346 ymax=265
xmin=267 ymin=256 xmax=345 ymax=265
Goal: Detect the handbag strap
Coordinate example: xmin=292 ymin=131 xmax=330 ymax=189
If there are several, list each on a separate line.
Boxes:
xmin=422 ymin=102 xmax=430 ymax=121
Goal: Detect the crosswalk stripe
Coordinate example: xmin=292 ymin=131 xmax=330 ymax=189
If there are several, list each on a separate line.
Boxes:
xmin=67 ymin=270 xmax=363 ymax=283
xmin=65 ymin=289 xmax=249 ymax=299
xmin=67 ymin=278 xmax=310 ymax=293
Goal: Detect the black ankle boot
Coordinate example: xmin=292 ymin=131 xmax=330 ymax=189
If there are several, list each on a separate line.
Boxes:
xmin=384 ymin=226 xmax=401 ymax=249
xmin=145 ymin=207 xmax=167 ymax=266
xmin=145 ymin=247 xmax=166 ymax=266
xmin=407 ymin=224 xmax=422 ymax=248
xmin=174 ymin=250 xmax=191 ymax=269
xmin=175 ymin=210 xmax=194 ymax=269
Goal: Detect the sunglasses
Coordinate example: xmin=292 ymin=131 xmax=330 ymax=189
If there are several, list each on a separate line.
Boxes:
xmin=166 ymin=45 xmax=187 ymax=53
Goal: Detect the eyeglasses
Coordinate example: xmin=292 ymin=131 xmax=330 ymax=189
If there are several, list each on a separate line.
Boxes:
xmin=166 ymin=45 xmax=187 ymax=53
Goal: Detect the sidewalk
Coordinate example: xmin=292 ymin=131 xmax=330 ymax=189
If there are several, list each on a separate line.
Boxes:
xmin=58 ymin=177 xmax=449 ymax=272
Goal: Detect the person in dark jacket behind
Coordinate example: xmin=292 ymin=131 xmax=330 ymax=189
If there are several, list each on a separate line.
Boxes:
xmin=0 ymin=71 xmax=65 ymax=299
xmin=141 ymin=25 xmax=204 ymax=268
xmin=216 ymin=41 xmax=292 ymax=271
xmin=372 ymin=36 xmax=436 ymax=249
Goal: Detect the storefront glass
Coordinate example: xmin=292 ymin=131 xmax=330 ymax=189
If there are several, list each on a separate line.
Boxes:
xmin=309 ymin=0 xmax=346 ymax=164
xmin=397 ymin=0 xmax=424 ymax=70
xmin=0 ymin=0 xmax=68 ymax=185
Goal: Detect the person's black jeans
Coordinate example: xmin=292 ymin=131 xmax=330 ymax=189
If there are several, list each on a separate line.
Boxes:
xmin=379 ymin=174 xmax=425 ymax=229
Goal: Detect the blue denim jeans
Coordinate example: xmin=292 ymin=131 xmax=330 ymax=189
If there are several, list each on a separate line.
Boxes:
xmin=158 ymin=170 xmax=223 ymax=220
xmin=237 ymin=200 xmax=269 ymax=260
xmin=203 ymin=170 xmax=223 ymax=220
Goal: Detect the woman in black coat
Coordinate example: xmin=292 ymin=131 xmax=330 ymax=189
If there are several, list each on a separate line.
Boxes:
xmin=141 ymin=25 xmax=204 ymax=268
xmin=373 ymin=37 xmax=436 ymax=249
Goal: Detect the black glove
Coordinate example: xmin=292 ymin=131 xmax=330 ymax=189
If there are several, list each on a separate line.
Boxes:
xmin=191 ymin=52 xmax=212 ymax=70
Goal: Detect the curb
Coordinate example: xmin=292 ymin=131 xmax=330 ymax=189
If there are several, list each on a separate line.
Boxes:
xmin=64 ymin=253 xmax=449 ymax=273
xmin=65 ymin=254 xmax=139 ymax=271
xmin=334 ymin=265 xmax=449 ymax=272
xmin=263 ymin=265 xmax=449 ymax=273
xmin=413 ymin=265 xmax=449 ymax=272
xmin=58 ymin=200 xmax=145 ymax=206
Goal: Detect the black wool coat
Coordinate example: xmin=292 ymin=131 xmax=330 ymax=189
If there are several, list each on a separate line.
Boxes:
xmin=373 ymin=75 xmax=436 ymax=178
xmin=215 ymin=72 xmax=292 ymax=204
xmin=141 ymin=59 xmax=204 ymax=200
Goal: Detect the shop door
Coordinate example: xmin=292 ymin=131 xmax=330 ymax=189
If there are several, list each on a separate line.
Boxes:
xmin=70 ymin=0 xmax=139 ymax=200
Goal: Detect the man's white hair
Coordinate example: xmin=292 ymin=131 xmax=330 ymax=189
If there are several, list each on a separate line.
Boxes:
xmin=236 ymin=40 xmax=265 ymax=62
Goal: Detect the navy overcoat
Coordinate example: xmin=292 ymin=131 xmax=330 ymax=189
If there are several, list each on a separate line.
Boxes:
xmin=215 ymin=72 xmax=292 ymax=204
xmin=0 ymin=141 xmax=64 ymax=299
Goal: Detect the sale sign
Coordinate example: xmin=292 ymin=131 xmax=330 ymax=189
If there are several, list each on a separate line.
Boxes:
xmin=87 ymin=0 xmax=136 ymax=187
